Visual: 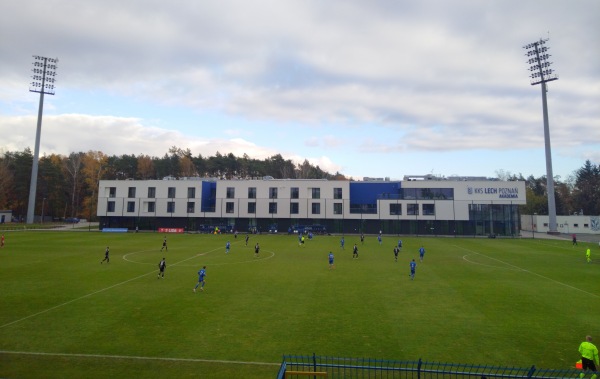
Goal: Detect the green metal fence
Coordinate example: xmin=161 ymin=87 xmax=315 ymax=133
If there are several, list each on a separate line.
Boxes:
xmin=277 ymin=354 xmax=585 ymax=379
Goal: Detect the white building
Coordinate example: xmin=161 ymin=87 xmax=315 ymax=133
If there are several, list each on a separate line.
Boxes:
xmin=97 ymin=176 xmax=526 ymax=236
xmin=521 ymin=214 xmax=600 ymax=236
xmin=0 ymin=210 xmax=12 ymax=224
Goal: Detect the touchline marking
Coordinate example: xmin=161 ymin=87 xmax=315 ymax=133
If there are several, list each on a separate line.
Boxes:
xmin=1 ymin=246 xmax=225 ymax=329
xmin=0 ymin=350 xmax=280 ymax=367
xmin=456 ymin=245 xmax=599 ymax=298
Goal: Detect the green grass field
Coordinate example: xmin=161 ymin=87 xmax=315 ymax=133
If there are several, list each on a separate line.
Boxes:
xmin=0 ymin=231 xmax=598 ymax=378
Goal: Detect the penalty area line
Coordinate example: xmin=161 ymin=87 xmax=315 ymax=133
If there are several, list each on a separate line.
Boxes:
xmin=0 ymin=350 xmax=280 ymax=367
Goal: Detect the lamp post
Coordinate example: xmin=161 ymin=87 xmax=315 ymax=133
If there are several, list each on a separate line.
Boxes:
xmin=523 ymin=38 xmax=558 ymax=234
xmin=26 ymin=55 xmax=58 ymax=224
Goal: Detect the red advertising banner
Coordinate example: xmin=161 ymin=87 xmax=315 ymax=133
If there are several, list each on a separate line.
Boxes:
xmin=158 ymin=228 xmax=184 ymax=233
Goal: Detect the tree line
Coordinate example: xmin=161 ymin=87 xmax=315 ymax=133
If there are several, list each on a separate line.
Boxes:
xmin=0 ymin=147 xmax=346 ymax=221
xmin=498 ymin=160 xmax=600 ymax=217
xmin=0 ymin=147 xmax=598 ymax=222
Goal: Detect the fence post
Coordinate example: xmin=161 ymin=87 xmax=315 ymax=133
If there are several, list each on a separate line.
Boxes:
xmin=417 ymin=358 xmax=422 ymax=379
xmin=527 ymin=365 xmax=536 ymax=378
xmin=313 ymin=353 xmax=317 ymax=379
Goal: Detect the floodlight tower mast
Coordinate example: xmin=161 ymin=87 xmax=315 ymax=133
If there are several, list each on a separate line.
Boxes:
xmin=26 ymin=55 xmax=58 ymax=224
xmin=523 ymin=38 xmax=558 ymax=234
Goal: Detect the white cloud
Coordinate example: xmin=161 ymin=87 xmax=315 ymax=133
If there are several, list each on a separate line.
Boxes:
xmin=0 ymin=114 xmax=268 ymax=158
xmin=0 ymin=0 xmax=598 ymax=180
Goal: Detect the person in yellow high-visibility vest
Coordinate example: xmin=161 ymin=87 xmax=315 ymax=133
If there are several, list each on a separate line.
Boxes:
xmin=586 ymin=248 xmax=592 ymax=263
xmin=579 ymin=335 xmax=599 ymax=379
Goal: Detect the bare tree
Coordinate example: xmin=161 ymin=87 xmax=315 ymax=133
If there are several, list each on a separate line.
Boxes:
xmin=63 ymin=152 xmax=84 ymax=218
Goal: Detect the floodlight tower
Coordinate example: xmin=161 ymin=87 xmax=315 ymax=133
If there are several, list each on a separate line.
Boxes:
xmin=26 ymin=56 xmax=58 ymax=224
xmin=523 ymin=38 xmax=558 ymax=234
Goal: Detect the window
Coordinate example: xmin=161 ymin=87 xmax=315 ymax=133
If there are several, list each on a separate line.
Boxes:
xmin=402 ymin=188 xmax=453 ymax=200
xmin=290 ymin=202 xmax=299 ymax=214
xmin=290 ymin=187 xmax=299 ymax=199
xmin=248 ymin=187 xmax=256 ymax=199
xmin=311 ymin=188 xmax=320 ymax=199
xmin=269 ymin=187 xmax=278 ymax=199
xmin=422 ymin=204 xmax=435 ymax=216
xmin=247 ymin=202 xmax=256 ymax=214
xmin=350 ymin=204 xmax=377 ymax=214
xmin=109 ymin=187 xmax=116 ymax=198
xmin=226 ymin=187 xmax=235 ymax=199
xmin=188 ymin=187 xmax=196 ymax=198
xmin=311 ymin=202 xmax=321 ymax=215
xmin=167 ymin=202 xmax=175 ymax=213
xmin=390 ymin=203 xmax=402 ymax=215
xmin=107 ymin=201 xmax=115 ymax=212
xmin=333 ymin=203 xmax=343 ymax=215
xmin=127 ymin=201 xmax=135 ymax=212
xmin=187 ymin=202 xmax=195 ymax=213
xmin=334 ymin=188 xmax=342 ymax=199
xmin=226 ymin=202 xmax=234 ymax=213
xmin=147 ymin=202 xmax=155 ymax=213
xmin=168 ymin=187 xmax=176 ymax=198
xmin=407 ymin=204 xmax=419 ymax=215
xmin=269 ymin=202 xmax=277 ymax=214
xmin=148 ymin=187 xmax=156 ymax=198
xmin=128 ymin=187 xmax=136 ymax=198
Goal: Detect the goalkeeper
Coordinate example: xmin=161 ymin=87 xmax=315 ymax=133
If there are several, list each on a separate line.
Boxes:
xmin=579 ymin=335 xmax=599 ymax=379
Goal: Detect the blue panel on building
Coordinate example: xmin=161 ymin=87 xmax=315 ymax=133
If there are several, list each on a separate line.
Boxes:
xmin=349 ymin=182 xmax=401 ymax=204
xmin=201 ymin=181 xmax=217 ymax=212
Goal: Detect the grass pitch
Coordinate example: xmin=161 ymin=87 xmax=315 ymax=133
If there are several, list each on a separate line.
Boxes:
xmin=0 ymin=231 xmax=598 ymax=378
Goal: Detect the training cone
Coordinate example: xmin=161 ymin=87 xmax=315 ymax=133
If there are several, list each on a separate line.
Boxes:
xmin=575 ymin=360 xmax=582 ymax=370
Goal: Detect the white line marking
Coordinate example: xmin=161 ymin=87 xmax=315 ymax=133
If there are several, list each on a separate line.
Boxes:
xmin=122 ymin=246 xmax=276 ymax=267
xmin=0 ymin=270 xmax=156 ymax=329
xmin=462 ymin=254 xmax=523 ymax=271
xmin=456 ymin=245 xmax=599 ymax=298
xmin=1 ymin=245 xmax=254 ymax=329
xmin=0 ymin=350 xmax=280 ymax=367
xmin=186 ymin=251 xmax=276 ymax=267
xmin=122 ymin=249 xmax=160 ymax=265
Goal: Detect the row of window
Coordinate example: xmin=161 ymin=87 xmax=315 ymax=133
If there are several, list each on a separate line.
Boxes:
xmin=390 ymin=203 xmax=435 ymax=216
xmin=228 ymin=187 xmax=343 ymax=200
xmin=380 ymin=188 xmax=454 ymax=200
xmin=107 ymin=200 xmax=343 ymax=215
xmin=112 ymin=186 xmax=451 ymax=201
xmin=110 ymin=186 xmax=344 ymax=200
xmin=106 ymin=201 xmax=435 ymax=216
xmin=111 ymin=187 xmax=193 ymax=199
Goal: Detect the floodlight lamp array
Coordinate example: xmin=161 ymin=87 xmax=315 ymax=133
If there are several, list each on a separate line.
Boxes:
xmin=523 ymin=38 xmax=557 ymax=86
xmin=30 ymin=55 xmax=58 ymax=94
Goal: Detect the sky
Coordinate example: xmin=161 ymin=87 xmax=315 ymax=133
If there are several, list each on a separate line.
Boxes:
xmin=1 ymin=0 xmax=598 ymax=182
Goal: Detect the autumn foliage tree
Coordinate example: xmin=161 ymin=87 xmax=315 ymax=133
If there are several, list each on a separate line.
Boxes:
xmin=0 ymin=148 xmax=347 ymax=221
xmin=2 ymin=147 xmax=596 ymax=223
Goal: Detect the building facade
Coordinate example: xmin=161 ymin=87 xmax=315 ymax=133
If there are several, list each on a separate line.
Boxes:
xmin=97 ymin=177 xmax=526 ymax=236
xmin=0 ymin=210 xmax=12 ymax=224
xmin=521 ymin=214 xmax=600 ymax=236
